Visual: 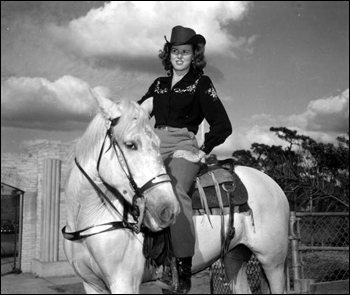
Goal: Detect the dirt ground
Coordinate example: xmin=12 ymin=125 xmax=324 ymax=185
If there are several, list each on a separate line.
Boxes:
xmin=142 ymin=270 xmax=210 ymax=294
xmin=48 ymin=270 xmax=211 ymax=294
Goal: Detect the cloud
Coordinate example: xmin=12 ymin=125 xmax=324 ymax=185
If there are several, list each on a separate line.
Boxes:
xmin=1 ymin=75 xmax=98 ymax=130
xmin=212 ymin=89 xmax=350 ymax=158
xmin=285 ymin=89 xmax=349 ymax=133
xmin=1 ymin=2 xmax=162 ymax=95
xmin=49 ymin=1 xmax=254 ymax=59
xmin=249 ymin=89 xmax=349 ymax=135
xmin=305 ymin=89 xmax=349 ymax=132
xmin=201 ymin=124 xmax=288 ymax=159
xmin=1 ymin=1 xmax=254 ymax=117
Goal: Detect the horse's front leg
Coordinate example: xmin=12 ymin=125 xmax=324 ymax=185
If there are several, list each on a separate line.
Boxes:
xmin=83 ymin=281 xmax=110 ymax=294
xmin=97 ymin=233 xmax=146 ymax=294
xmin=109 ymin=274 xmax=143 ymax=294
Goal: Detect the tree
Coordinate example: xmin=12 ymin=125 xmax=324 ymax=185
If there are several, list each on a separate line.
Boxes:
xmin=270 ymin=127 xmax=314 ymax=151
xmin=231 ymin=149 xmax=257 ymax=167
xmin=231 ymin=128 xmax=349 ymax=211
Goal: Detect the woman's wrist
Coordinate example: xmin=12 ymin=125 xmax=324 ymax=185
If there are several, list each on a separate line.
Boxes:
xmin=197 ymin=150 xmax=206 ymax=160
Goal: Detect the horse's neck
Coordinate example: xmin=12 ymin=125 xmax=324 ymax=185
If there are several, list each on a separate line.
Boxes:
xmin=65 ymin=167 xmax=127 ymax=230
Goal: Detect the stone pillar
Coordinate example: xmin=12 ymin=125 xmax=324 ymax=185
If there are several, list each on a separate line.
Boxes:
xmin=40 ymin=159 xmax=61 ymax=262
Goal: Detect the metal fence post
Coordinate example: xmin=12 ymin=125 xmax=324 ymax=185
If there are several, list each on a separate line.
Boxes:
xmin=289 ymin=211 xmax=302 ymax=292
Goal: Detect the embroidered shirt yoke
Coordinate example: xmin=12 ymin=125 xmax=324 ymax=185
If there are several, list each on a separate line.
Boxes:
xmin=138 ymin=71 xmax=232 ymax=154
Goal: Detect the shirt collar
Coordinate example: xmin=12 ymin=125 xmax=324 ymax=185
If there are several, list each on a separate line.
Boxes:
xmin=158 ymin=70 xmax=201 ymax=83
xmin=182 ymin=71 xmax=201 ymax=82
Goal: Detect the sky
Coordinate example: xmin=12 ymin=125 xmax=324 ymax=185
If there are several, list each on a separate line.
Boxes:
xmin=1 ymin=1 xmax=349 ymax=158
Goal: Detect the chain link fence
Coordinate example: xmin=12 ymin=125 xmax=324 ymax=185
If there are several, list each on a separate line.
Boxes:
xmin=209 ymin=254 xmax=262 ymax=294
xmin=295 ymin=212 xmax=349 ymax=283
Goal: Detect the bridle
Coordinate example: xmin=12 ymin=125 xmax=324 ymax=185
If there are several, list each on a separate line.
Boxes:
xmin=62 ymin=117 xmax=172 ymax=240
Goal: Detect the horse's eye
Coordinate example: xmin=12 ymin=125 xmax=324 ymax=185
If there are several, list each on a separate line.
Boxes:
xmin=125 ymin=141 xmax=137 ymax=150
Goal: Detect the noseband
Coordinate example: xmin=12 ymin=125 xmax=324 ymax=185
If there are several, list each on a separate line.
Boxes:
xmin=62 ymin=117 xmax=172 ymax=240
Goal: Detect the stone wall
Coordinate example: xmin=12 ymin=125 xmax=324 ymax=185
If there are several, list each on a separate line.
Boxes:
xmin=1 ymin=140 xmax=75 ymax=275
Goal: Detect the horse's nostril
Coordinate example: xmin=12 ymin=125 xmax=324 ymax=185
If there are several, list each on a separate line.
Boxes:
xmin=159 ymin=206 xmax=174 ymax=223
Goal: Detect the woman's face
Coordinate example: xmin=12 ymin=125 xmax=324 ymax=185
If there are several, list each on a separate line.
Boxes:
xmin=170 ymin=44 xmax=193 ymax=74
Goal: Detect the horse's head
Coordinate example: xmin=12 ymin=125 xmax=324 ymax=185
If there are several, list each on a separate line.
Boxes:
xmin=75 ymin=90 xmax=179 ymax=232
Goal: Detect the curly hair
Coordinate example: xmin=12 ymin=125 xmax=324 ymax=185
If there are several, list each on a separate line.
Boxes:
xmin=158 ymin=43 xmax=207 ymax=75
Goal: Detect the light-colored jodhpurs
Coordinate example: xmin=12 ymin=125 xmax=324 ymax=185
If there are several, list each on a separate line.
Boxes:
xmin=155 ymin=127 xmax=200 ymax=258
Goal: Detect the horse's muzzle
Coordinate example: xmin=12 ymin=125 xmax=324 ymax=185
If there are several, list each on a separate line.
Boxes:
xmin=144 ymin=201 xmax=180 ymax=231
xmin=157 ymin=204 xmax=178 ymax=226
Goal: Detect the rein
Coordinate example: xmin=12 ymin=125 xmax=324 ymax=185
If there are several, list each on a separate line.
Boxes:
xmin=62 ymin=117 xmax=172 ymax=240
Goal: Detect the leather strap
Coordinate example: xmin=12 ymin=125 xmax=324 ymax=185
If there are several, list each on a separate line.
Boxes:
xmin=61 ymin=221 xmax=134 ymax=241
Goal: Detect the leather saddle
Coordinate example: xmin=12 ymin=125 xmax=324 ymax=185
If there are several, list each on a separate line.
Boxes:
xmin=190 ymin=160 xmax=248 ymax=211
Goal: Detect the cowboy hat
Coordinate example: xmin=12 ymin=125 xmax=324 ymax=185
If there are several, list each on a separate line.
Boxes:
xmin=165 ymin=25 xmax=206 ymax=46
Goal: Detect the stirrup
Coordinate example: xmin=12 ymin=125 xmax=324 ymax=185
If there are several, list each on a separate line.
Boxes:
xmin=156 ymin=257 xmax=179 ymax=290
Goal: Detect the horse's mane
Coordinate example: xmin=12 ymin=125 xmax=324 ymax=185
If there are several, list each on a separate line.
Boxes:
xmin=73 ymin=99 xmax=151 ymax=168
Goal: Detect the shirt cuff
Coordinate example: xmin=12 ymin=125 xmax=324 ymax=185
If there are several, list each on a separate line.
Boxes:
xmin=200 ymin=144 xmax=210 ymax=155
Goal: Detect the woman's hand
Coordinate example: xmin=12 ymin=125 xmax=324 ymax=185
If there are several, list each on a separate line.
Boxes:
xmin=173 ymin=149 xmax=206 ymax=163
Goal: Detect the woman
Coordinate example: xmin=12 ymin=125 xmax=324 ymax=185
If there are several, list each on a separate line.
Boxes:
xmin=138 ymin=25 xmax=232 ymax=293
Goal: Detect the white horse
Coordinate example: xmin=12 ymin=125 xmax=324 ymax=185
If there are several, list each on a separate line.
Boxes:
xmin=63 ymin=92 xmax=180 ymax=293
xmin=63 ymin=92 xmax=290 ymax=294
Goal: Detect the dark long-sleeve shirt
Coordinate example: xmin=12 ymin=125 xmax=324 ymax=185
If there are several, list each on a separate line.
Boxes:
xmin=138 ymin=71 xmax=232 ymax=154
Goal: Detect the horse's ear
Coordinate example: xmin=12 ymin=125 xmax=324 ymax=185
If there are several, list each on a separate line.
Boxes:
xmin=89 ymin=88 xmax=123 ymax=120
xmin=140 ymin=97 xmax=153 ymax=115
